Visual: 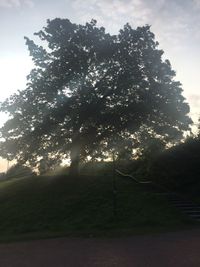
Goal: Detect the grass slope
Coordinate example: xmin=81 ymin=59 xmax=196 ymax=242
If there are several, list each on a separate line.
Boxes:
xmin=0 ymin=174 xmax=192 ymax=241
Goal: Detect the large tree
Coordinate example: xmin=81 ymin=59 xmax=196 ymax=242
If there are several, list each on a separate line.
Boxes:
xmin=0 ymin=19 xmax=191 ymax=174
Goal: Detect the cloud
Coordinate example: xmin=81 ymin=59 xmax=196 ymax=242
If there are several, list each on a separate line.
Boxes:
xmin=70 ymin=0 xmax=200 ymax=46
xmin=0 ymin=0 xmax=20 ymax=8
xmin=70 ymin=0 xmax=164 ymax=28
xmin=193 ymin=0 xmax=200 ymax=8
xmin=71 ymin=0 xmax=152 ymax=33
xmin=188 ymin=94 xmax=200 ymax=109
xmin=0 ymin=0 xmax=34 ymax=8
xmin=24 ymin=0 xmax=34 ymax=8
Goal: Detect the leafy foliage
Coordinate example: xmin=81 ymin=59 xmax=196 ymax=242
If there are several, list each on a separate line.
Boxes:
xmin=0 ymin=18 xmax=191 ymax=173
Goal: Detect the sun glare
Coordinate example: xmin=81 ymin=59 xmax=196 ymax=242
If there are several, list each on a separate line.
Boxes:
xmin=0 ymin=55 xmax=33 ymax=126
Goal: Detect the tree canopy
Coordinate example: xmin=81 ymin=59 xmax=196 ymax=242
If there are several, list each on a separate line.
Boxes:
xmin=0 ymin=18 xmax=192 ymax=174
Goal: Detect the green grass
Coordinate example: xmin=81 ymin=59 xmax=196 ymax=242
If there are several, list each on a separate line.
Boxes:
xmin=0 ymin=173 xmax=194 ymax=242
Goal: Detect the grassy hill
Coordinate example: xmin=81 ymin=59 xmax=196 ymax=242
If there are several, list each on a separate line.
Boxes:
xmin=0 ymin=172 xmax=193 ymax=241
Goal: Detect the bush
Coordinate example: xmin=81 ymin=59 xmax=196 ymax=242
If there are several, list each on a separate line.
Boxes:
xmin=149 ymin=138 xmax=200 ymax=194
xmin=6 ymin=164 xmax=36 ymax=179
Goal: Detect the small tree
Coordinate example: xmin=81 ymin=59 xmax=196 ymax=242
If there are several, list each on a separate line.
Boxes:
xmin=0 ymin=19 xmax=191 ymax=175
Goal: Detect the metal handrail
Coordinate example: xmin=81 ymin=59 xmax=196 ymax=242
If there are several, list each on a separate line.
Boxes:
xmin=115 ymin=169 xmax=152 ymax=184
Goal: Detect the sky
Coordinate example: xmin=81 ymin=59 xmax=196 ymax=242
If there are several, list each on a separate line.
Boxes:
xmin=0 ymin=0 xmax=200 ymax=171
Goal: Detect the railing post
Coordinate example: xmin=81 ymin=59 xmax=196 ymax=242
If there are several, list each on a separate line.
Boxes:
xmin=112 ymin=152 xmax=117 ymax=218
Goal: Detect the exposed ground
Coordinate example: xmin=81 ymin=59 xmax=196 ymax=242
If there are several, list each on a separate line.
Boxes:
xmin=0 ymin=229 xmax=200 ymax=267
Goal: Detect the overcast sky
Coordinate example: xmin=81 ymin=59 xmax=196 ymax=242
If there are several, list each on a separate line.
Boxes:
xmin=0 ymin=0 xmax=200 ymax=171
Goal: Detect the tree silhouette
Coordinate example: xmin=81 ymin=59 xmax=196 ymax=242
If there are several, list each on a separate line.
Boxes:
xmin=0 ymin=19 xmax=192 ymax=175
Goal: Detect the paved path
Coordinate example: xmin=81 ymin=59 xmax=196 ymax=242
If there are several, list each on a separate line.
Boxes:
xmin=0 ymin=229 xmax=200 ymax=266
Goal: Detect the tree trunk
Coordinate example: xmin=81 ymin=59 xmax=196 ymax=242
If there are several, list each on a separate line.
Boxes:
xmin=69 ymin=138 xmax=80 ymax=176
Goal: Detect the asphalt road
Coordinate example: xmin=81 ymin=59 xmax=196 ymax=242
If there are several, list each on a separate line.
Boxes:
xmin=0 ymin=229 xmax=200 ymax=267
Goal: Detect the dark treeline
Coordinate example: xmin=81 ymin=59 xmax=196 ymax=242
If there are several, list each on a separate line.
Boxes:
xmin=147 ymin=136 xmax=200 ymax=196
